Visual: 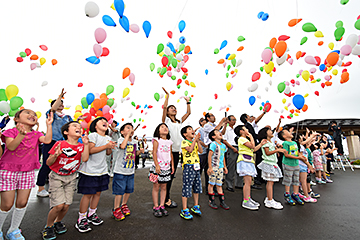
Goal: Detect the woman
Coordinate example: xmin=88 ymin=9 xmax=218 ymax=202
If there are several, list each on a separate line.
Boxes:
xmin=162 ymin=87 xmax=191 ymax=208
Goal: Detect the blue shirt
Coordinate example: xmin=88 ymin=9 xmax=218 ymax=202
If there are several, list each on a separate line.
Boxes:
xmin=209 ymin=141 xmax=226 ymax=168
xmin=46 ymin=110 xmax=72 ymax=141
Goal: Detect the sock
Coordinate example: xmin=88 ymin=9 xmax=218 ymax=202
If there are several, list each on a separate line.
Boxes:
xmin=285 ymin=192 xmax=290 ymax=195
xmin=243 ymin=198 xmax=249 ymax=203
xmin=248 ymin=195 xmax=251 ymax=199
xmin=78 ymin=212 xmax=87 ymax=223
xmin=8 ymin=207 xmax=27 ymax=234
xmin=88 ymin=208 xmax=96 ymax=216
xmin=0 ymin=209 xmax=10 ymax=231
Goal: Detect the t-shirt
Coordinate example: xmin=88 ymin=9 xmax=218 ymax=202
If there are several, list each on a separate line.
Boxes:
xmin=203 ymin=122 xmax=216 ymax=146
xmin=299 ymin=145 xmax=308 ymax=167
xmin=306 ymin=148 xmax=313 ymax=165
xmin=195 ymin=127 xmax=207 ymax=155
xmin=313 ymin=150 xmax=320 ymax=163
xmin=209 ymin=141 xmax=226 ymax=168
xmin=282 ymin=141 xmax=299 ymax=167
xmin=165 ymin=117 xmax=183 ymax=152
xmin=237 ymin=137 xmax=255 ymax=163
xmin=0 ymin=128 xmax=43 ymax=172
xmin=114 ymin=137 xmax=138 ymax=175
xmin=109 ymin=128 xmax=121 ymax=142
xmin=47 ymin=110 xmax=72 ymax=141
xmin=261 ymin=141 xmax=278 ymax=166
xmin=48 ymin=141 xmax=84 ymax=175
xmin=78 ymin=133 xmax=111 ymax=176
xmin=153 ymin=138 xmax=173 ymax=171
xmin=181 ymin=140 xmax=200 ymax=167
xmin=223 ymin=125 xmax=237 ymax=146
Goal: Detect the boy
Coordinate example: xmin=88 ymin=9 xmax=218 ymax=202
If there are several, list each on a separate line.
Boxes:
xmin=180 ymin=125 xmax=203 ymax=220
xmin=278 ymin=129 xmax=309 ymax=206
xmin=42 ymin=121 xmax=89 ymax=240
xmin=207 ymin=129 xmax=229 ymax=210
xmin=108 ymin=120 xmax=121 ymax=177
xmin=112 ymin=123 xmax=143 ymax=221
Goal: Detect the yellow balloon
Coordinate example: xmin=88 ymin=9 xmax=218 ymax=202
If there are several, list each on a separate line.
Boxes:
xmin=234 ymin=69 xmax=238 ymax=73
xmin=282 ymin=98 xmax=286 ymax=104
xmin=328 ymin=42 xmax=334 ymax=50
xmin=284 ymin=106 xmax=288 ymax=111
xmin=328 ymin=66 xmax=332 ymax=71
xmin=75 ymin=105 xmax=83 ymax=111
xmin=190 ymin=82 xmax=196 ymax=88
xmin=295 ymin=113 xmax=299 ymax=116
xmin=301 ymin=70 xmax=310 ymax=81
xmin=269 ymin=72 xmax=273 ymax=77
xmin=64 ymin=107 xmax=70 ymax=110
xmin=311 ymin=80 xmax=316 ymax=83
xmin=264 ymin=61 xmax=274 ymax=74
xmin=48 ymin=99 xmax=52 ymax=103
xmin=40 ymin=57 xmax=46 ymax=66
xmin=142 ymin=119 xmax=144 ymax=122
xmin=158 ymin=52 xmax=164 ymax=57
xmin=332 ymin=69 xmax=338 ymax=75
xmin=304 ymin=93 xmax=309 ymax=98
xmin=177 ymin=99 xmax=180 ymax=103
xmin=314 ymin=31 xmax=324 ymax=38
xmin=110 ymin=3 xmax=115 ymax=10
xmin=74 ymin=112 xmax=82 ymax=119
xmin=5 ymin=84 xmax=19 ymax=100
xmin=123 ymin=87 xmax=130 ymax=98
xmin=228 ymin=54 xmax=236 ymax=60
xmin=36 ymin=111 xmax=42 ymax=118
xmin=226 ymin=82 xmax=232 ymax=91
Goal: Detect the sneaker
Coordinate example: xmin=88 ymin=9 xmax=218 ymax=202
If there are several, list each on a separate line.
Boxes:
xmin=309 ymin=191 xmax=320 ymax=198
xmin=112 ymin=208 xmax=125 ymax=221
xmin=54 ymin=222 xmax=67 ymax=234
xmin=316 ymin=179 xmax=326 ymax=184
xmin=153 ymin=207 xmax=162 ymax=218
xmin=298 ymin=193 xmax=306 ymax=200
xmin=190 ymin=205 xmax=202 ymax=216
xmin=291 ymin=193 xmax=304 ymax=205
xmin=75 ymin=218 xmax=92 ymax=233
xmin=180 ymin=208 xmax=193 ymax=220
xmin=159 ymin=206 xmax=169 ymax=216
xmin=326 ymin=178 xmax=333 ymax=183
xmin=284 ymin=193 xmax=295 ymax=206
xmin=265 ymin=199 xmax=283 ymax=210
xmin=310 ymin=181 xmax=317 ymax=186
xmin=42 ymin=226 xmax=56 ymax=240
xmin=6 ymin=229 xmax=25 ymax=240
xmin=37 ymin=190 xmax=49 ymax=197
xmin=250 ymin=198 xmax=260 ymax=207
xmin=263 ymin=197 xmax=268 ymax=203
xmin=121 ymin=204 xmax=131 ymax=216
xmin=242 ymin=200 xmax=259 ymax=210
xmin=87 ymin=213 xmax=103 ymax=225
xmin=303 ymin=197 xmax=317 ymax=203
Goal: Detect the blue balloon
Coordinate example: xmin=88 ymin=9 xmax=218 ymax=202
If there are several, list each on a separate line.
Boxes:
xmin=114 ymin=0 xmax=125 ymax=18
xmin=331 ymin=50 xmax=340 ymax=54
xmin=119 ymin=15 xmax=129 ymax=32
xmin=225 ymin=53 xmax=230 ymax=60
xmin=102 ymin=15 xmax=116 ymax=27
xmin=319 ymin=64 xmax=326 ymax=71
xmin=257 ymin=11 xmax=264 ymax=19
xmin=261 ymin=102 xmax=265 ymax=106
xmin=261 ymin=13 xmax=269 ymax=21
xmin=249 ymin=96 xmax=256 ymax=106
xmin=144 ymin=104 xmax=148 ymax=109
xmin=86 ymin=56 xmax=100 ymax=64
xmin=142 ymin=21 xmax=151 ymax=38
xmin=205 ymin=69 xmax=208 ymax=75
xmin=188 ymin=51 xmax=192 ymax=54
xmin=179 ymin=36 xmax=186 ymax=44
xmin=292 ymin=94 xmax=305 ymax=110
xmin=178 ymin=20 xmax=186 ymax=33
xmin=167 ymin=42 xmax=176 ymax=53
xmin=266 ymin=101 xmax=269 ymax=103
xmin=86 ymin=93 xmax=95 ymax=105
xmin=220 ymin=40 xmax=227 ymax=50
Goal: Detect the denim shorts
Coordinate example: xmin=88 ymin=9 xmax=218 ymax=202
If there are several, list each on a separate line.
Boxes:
xmin=181 ymin=164 xmax=202 ymax=198
xmin=299 ymin=164 xmax=308 ymax=173
xmin=112 ymin=173 xmax=134 ymax=195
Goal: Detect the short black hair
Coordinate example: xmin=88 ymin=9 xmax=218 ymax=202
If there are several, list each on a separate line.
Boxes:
xmin=61 ymin=121 xmax=81 ymax=140
xmin=204 ymin=113 xmax=211 ymax=122
xmin=227 ymin=115 xmax=234 ymax=121
xmin=258 ymin=127 xmax=270 ymax=142
xmin=51 ymin=99 xmax=63 ymax=107
xmin=198 ymin=117 xmax=205 ymax=126
xmin=112 ymin=120 xmax=118 ymax=125
xmin=180 ymin=125 xmax=193 ymax=139
xmin=234 ymin=125 xmax=245 ymax=143
xmin=89 ymin=117 xmax=109 ymax=134
xmin=209 ymin=129 xmax=217 ymax=141
xmin=309 ymin=144 xmax=316 ymax=152
xmin=240 ymin=113 xmax=247 ymax=124
xmin=120 ymin=123 xmax=133 ymax=137
xmin=153 ymin=123 xmax=170 ymax=140
xmin=278 ymin=130 xmax=286 ymax=141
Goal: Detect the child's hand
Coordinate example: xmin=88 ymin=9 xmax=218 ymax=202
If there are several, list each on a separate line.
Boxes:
xmin=184 ymin=96 xmax=190 ymax=102
xmin=309 ymin=166 xmax=315 ymax=173
xmin=195 ymin=132 xmax=201 ymax=141
xmin=207 ymin=167 xmax=214 ymax=176
xmin=59 ymin=88 xmax=66 ymax=99
xmin=46 ymin=112 xmax=54 ymax=125
xmin=54 ymin=144 xmax=62 ymax=157
xmin=162 ymin=87 xmax=169 ymax=96
xmin=224 ymin=167 xmax=228 ymax=175
xmin=127 ymin=129 xmax=134 ymax=137
xmin=82 ymin=132 xmax=89 ymax=145
xmin=155 ymin=165 xmax=161 ymax=174
xmin=16 ymin=123 xmax=27 ymax=135
xmin=279 ymin=149 xmax=287 ymax=154
xmin=106 ymin=141 xmax=116 ymax=149
xmin=171 ymin=166 xmax=174 ymax=175
xmin=260 ymin=139 xmax=268 ymax=145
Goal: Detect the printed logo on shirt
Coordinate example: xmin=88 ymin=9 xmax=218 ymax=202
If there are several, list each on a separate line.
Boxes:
xmin=289 ymin=144 xmax=298 ymax=156
xmin=122 ymin=143 xmax=136 ymax=169
xmin=160 ymin=144 xmax=170 ymax=153
xmin=62 ymin=147 xmax=78 ymax=158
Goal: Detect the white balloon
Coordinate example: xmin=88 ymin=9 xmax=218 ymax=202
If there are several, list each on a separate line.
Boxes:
xmin=128 ymin=113 xmax=133 ymax=118
xmin=248 ymin=83 xmax=258 ymax=92
xmin=276 ymin=56 xmax=286 ymax=66
xmin=281 ymin=109 xmax=284 ymax=113
xmin=227 ymin=104 xmax=232 ymax=108
xmin=236 ymin=59 xmax=242 ymax=67
xmin=265 ymin=87 xmax=269 ymax=92
xmin=164 ymin=47 xmax=171 ymax=55
xmin=352 ymin=45 xmax=360 ymax=55
xmin=121 ymin=99 xmax=125 ymax=103
xmin=85 ymin=2 xmax=99 ymax=18
xmin=36 ymin=63 xmax=41 ymax=68
xmin=112 ymin=103 xmax=117 ymax=109
xmin=268 ymin=80 xmax=272 ymax=86
xmin=284 ymin=86 xmax=291 ymax=94
xmin=176 ymin=43 xmax=180 ymax=49
xmin=129 ymin=24 xmax=140 ymax=33
xmin=176 ymin=54 xmax=183 ymax=61
xmin=339 ymin=54 xmax=345 ymax=60
xmin=41 ymin=81 xmax=48 ymax=87
xmin=65 ymin=105 xmax=71 ymax=109
xmin=337 ymin=60 xmax=342 ymax=67
xmin=160 ymin=94 xmax=164 ymax=99
xmin=0 ymin=101 xmax=10 ymax=114
xmin=346 ymin=34 xmax=358 ymax=48
xmin=257 ymin=95 xmax=261 ymax=99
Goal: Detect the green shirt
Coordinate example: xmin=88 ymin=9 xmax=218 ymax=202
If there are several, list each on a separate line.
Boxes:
xmin=282 ymin=141 xmax=299 ymax=167
xmin=306 ymin=148 xmax=313 ymax=165
xmin=261 ymin=141 xmax=278 ymax=166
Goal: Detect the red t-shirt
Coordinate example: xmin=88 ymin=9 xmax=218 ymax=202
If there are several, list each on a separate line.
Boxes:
xmin=48 ymin=141 xmax=84 ymax=175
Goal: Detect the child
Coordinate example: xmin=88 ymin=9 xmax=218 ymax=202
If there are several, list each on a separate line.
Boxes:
xmin=150 ymin=123 xmax=174 ymax=217
xmin=0 ymin=109 xmax=53 ymax=240
xmin=207 ymin=129 xmax=229 ymax=210
xmin=76 ymin=117 xmax=116 ymax=233
xmin=234 ymin=125 xmax=266 ymax=211
xmin=257 ymin=127 xmax=286 ymax=210
xmin=42 ymin=121 xmax=89 ymax=239
xmin=108 ymin=120 xmax=120 ymax=177
xmin=180 ymin=125 xmax=203 ymax=220
xmin=320 ymin=143 xmax=333 ymax=183
xmin=112 ymin=123 xmax=143 ymax=221
xmin=311 ymin=143 xmax=326 ymax=184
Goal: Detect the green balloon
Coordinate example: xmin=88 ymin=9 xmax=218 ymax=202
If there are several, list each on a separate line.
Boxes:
xmin=259 ymin=106 xmax=263 ymax=111
xmin=171 ymin=75 xmax=176 ymax=80
xmin=131 ymin=101 xmax=135 ymax=107
xmin=107 ymin=98 xmax=114 ymax=107
xmin=171 ymin=59 xmax=178 ymax=68
xmin=0 ymin=89 xmax=7 ymax=101
xmin=340 ymin=0 xmax=349 ymax=5
xmin=182 ymin=74 xmax=187 ymax=80
xmin=334 ymin=27 xmax=345 ymax=41
xmin=208 ymin=106 xmax=212 ymax=111
xmin=296 ymin=74 xmax=300 ymax=78
xmin=300 ymin=37 xmax=308 ymax=45
xmin=335 ymin=20 xmax=343 ymax=28
xmin=189 ymin=97 xmax=192 ymax=102
xmin=177 ymin=85 xmax=181 ymax=89
xmin=302 ymin=22 xmax=317 ymax=32
xmin=9 ymin=108 xmax=19 ymax=117
xmin=355 ymin=19 xmax=360 ymax=30
xmin=237 ymin=36 xmax=245 ymax=42
xmin=226 ymin=73 xmax=229 ymax=78
xmin=184 ymin=91 xmax=188 ymax=96
xmin=178 ymin=44 xmax=185 ymax=52
xmin=19 ymin=52 xmax=26 ymax=58
xmin=81 ymin=97 xmax=89 ymax=109
xmin=290 ymin=114 xmax=294 ymax=118
xmin=154 ymin=93 xmax=160 ymax=102
xmin=214 ymin=48 xmax=219 ymax=54
xmin=167 ymin=55 xmax=173 ymax=65
xmin=277 ymin=82 xmax=286 ymax=93
xmin=157 ymin=43 xmax=164 ymax=54
xmin=160 ymin=67 xmax=167 ymax=76
xmin=260 ymin=67 xmax=264 ymax=72
xmin=156 ymin=67 xmax=161 ymax=74
xmin=139 ymin=118 xmax=141 ymax=122
xmin=231 ymin=59 xmax=236 ymax=67
xmin=150 ymin=63 xmax=155 ymax=72
xmin=133 ymin=119 xmax=136 ymax=123
xmin=10 ymin=96 xmax=23 ymax=110
xmin=106 ymin=85 xmax=114 ymax=95
xmin=316 ymin=78 xmax=321 ymax=82
xmin=227 ymin=65 xmax=231 ymax=71
xmin=265 ymin=47 xmax=274 ymax=53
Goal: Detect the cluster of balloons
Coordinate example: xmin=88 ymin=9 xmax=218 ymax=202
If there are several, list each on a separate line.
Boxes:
xmin=257 ymin=11 xmax=269 ymax=21
xmin=16 ymin=45 xmax=57 ymax=70
xmin=0 ymin=85 xmax=24 ymax=117
xmin=86 ymin=28 xmax=110 ymax=65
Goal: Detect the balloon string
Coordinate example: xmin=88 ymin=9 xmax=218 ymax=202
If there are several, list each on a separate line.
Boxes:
xmin=305 ymin=81 xmax=321 ymax=108
xmin=172 ymin=0 xmax=189 ymax=33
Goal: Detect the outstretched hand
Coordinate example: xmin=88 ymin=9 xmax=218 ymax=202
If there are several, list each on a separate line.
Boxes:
xmin=82 ymin=132 xmax=89 ymax=145
xmin=54 ymin=144 xmax=62 ymax=157
xmin=162 ymin=87 xmax=169 ymax=96
xmin=46 ymin=112 xmax=54 ymax=125
xmin=16 ymin=123 xmax=27 ymax=135
xmin=59 ymin=88 xmax=66 ymax=99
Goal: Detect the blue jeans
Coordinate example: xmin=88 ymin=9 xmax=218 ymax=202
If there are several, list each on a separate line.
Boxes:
xmin=36 ymin=140 xmax=56 ymax=187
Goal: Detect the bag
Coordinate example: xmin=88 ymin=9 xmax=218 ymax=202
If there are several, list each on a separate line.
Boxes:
xmin=148 ymin=171 xmax=158 ymax=183
xmin=242 ymin=154 xmax=253 ymax=163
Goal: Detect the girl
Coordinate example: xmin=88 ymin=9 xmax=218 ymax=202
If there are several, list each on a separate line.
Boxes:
xmin=0 ymin=109 xmax=53 ymax=240
xmin=320 ymin=142 xmax=333 ymax=183
xmin=150 ymin=123 xmax=174 ymax=217
xmin=76 ymin=117 xmax=116 ymax=233
xmin=257 ymin=127 xmax=286 ymax=210
xmin=311 ymin=143 xmax=326 ymax=184
xmin=161 ymin=87 xmax=191 ymax=208
xmin=234 ymin=125 xmax=266 ymax=211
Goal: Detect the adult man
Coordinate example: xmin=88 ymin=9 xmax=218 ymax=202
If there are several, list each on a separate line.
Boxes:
xmin=195 ymin=118 xmax=208 ymax=192
xmin=328 ymin=121 xmax=344 ymax=155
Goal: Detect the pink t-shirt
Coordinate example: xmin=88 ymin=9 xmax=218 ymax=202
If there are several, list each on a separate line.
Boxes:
xmin=152 ymin=138 xmax=173 ymax=171
xmin=0 ymin=128 xmax=43 ymax=172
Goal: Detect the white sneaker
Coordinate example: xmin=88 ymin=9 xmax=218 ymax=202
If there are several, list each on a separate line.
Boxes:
xmin=265 ymin=199 xmax=283 ymax=209
xmin=263 ymin=197 xmax=268 ymax=203
xmin=242 ymin=200 xmax=259 ymax=210
xmin=37 ymin=189 xmax=49 ymax=197
xmin=326 ymin=178 xmax=333 ymax=183
xmin=310 ymin=181 xmax=317 ymax=186
xmin=250 ymin=198 xmax=260 ymax=207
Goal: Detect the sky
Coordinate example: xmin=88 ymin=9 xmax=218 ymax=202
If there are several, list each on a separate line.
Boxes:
xmin=1 ymin=0 xmax=360 ymax=136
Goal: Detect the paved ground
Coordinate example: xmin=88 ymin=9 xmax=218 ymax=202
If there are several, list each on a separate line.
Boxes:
xmin=2 ymin=164 xmax=360 ymax=240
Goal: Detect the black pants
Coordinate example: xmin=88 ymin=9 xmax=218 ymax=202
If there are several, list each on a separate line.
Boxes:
xmin=255 ymin=151 xmax=264 ymax=183
xmin=135 ymin=155 xmax=140 ymax=168
xmin=166 ymin=151 xmax=180 ymax=202
xmin=334 ymin=137 xmax=344 ymax=155
xmin=36 ymin=140 xmax=56 ymax=187
xmin=199 ymin=152 xmax=209 ymax=191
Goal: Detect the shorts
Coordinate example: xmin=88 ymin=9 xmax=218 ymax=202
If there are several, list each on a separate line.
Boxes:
xmin=299 ymin=164 xmax=308 ymax=173
xmin=208 ymin=167 xmax=224 ymax=186
xmin=149 ymin=166 xmax=171 ymax=183
xmin=112 ymin=173 xmax=134 ymax=195
xmin=314 ymin=160 xmax=323 ymax=171
xmin=237 ymin=161 xmax=257 ymax=177
xmin=182 ymin=164 xmax=202 ymax=198
xmin=48 ymin=171 xmax=77 ymax=208
xmin=0 ymin=170 xmax=35 ymax=192
xmin=262 ymin=172 xmax=280 ymax=182
xmin=77 ymin=173 xmax=109 ymax=194
xmin=282 ymin=164 xmax=300 ymax=186
xmin=322 ymin=163 xmax=327 ymax=172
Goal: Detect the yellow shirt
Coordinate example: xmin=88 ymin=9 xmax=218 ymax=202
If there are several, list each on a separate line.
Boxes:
xmin=181 ymin=140 xmax=200 ymax=168
xmin=237 ymin=137 xmax=255 ymax=163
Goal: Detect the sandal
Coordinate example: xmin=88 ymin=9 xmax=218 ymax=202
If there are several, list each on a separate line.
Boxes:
xmin=165 ymin=200 xmax=178 ymax=208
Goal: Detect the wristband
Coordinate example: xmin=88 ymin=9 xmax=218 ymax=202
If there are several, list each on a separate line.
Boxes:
xmin=187 ymin=102 xmax=191 ymax=104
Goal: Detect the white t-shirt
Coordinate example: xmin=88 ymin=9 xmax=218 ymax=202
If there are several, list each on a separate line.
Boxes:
xmin=203 ymin=122 xmax=216 ymax=146
xmin=109 ymin=128 xmax=121 ymax=142
xmin=165 ymin=117 xmax=183 ymax=152
xmin=223 ymin=125 xmax=237 ymax=146
xmin=113 ymin=137 xmax=138 ymax=175
xmin=78 ymin=133 xmax=111 ymax=176
xmin=251 ymin=121 xmax=259 ymax=134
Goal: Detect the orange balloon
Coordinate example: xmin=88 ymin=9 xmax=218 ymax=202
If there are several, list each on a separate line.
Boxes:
xmin=51 ymin=59 xmax=58 ymax=65
xmin=100 ymin=93 xmax=107 ymax=99
xmin=122 ymin=67 xmax=130 ymax=79
xmin=296 ymin=51 xmax=302 ymax=60
xmin=93 ymin=99 xmax=101 ymax=110
xmin=326 ymin=52 xmax=339 ymax=66
xmin=310 ymin=75 xmax=314 ymax=80
xmin=88 ymin=121 xmax=92 ymax=129
xmin=100 ymin=98 xmax=107 ymax=108
xmin=325 ymin=81 xmax=333 ymax=86
xmin=269 ymin=37 xmax=277 ymax=49
xmin=341 ymin=72 xmax=349 ymax=82
xmin=295 ymin=110 xmax=300 ymax=113
xmin=96 ymin=110 xmax=103 ymax=117
xmin=170 ymin=90 xmax=175 ymax=95
xmin=275 ymin=41 xmax=287 ymax=57
xmin=185 ymin=80 xmax=189 ymax=86
xmin=217 ymin=59 xmax=225 ymax=64
xmin=184 ymin=73 xmax=188 ymax=76
xmin=121 ymin=118 xmax=124 ymax=121
xmin=203 ymin=112 xmax=206 ymax=116
xmin=226 ymin=107 xmax=229 ymax=112
xmin=290 ymin=109 xmax=294 ymax=114
xmin=230 ymin=70 xmax=234 ymax=74
xmin=30 ymin=55 xmax=39 ymax=60
xmin=288 ymin=18 xmax=302 ymax=27
xmin=20 ymin=107 xmax=25 ymax=110
xmin=302 ymin=104 xmax=308 ymax=112
xmin=190 ymin=95 xmax=194 ymax=97
xmin=237 ymin=46 xmax=244 ymax=51
xmin=184 ymin=46 xmax=191 ymax=54
xmin=318 ymin=41 xmax=324 ymax=46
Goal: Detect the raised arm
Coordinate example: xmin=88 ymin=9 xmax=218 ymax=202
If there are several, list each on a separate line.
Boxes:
xmin=275 ymin=118 xmax=282 ymax=133
xmin=255 ymin=111 xmax=266 ymax=124
xmin=181 ymin=97 xmax=191 ymax=123
xmin=51 ymin=88 xmax=66 ymax=112
xmin=161 ymin=87 xmax=169 ymax=123
xmin=39 ymin=112 xmax=54 ymax=144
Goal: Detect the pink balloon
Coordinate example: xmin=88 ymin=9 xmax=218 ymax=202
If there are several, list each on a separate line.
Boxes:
xmin=130 ymin=24 xmax=140 ymax=33
xmin=93 ymin=44 xmax=102 ymax=58
xmin=285 ymin=81 xmax=290 ymax=86
xmin=261 ymin=49 xmax=272 ymax=64
xmin=30 ymin=63 xmax=36 ymax=70
xmin=304 ymin=56 xmax=317 ymax=65
xmin=299 ymin=70 xmax=303 ymax=75
xmin=324 ymin=75 xmax=331 ymax=81
xmin=125 ymin=97 xmax=130 ymax=101
xmin=288 ymin=58 xmax=293 ymax=65
xmin=94 ymin=28 xmax=107 ymax=44
xmin=102 ymin=105 xmax=110 ymax=114
xmin=145 ymin=112 xmax=148 ymax=115
xmin=176 ymin=68 xmax=180 ymax=72
xmin=95 ymin=93 xmax=100 ymax=98
xmin=310 ymin=68 xmax=317 ymax=74
xmin=295 ymin=80 xmax=300 ymax=85
xmin=80 ymin=121 xmax=88 ymax=129
xmin=358 ymin=35 xmax=360 ymax=45
xmin=183 ymin=55 xmax=189 ymax=63
xmin=340 ymin=44 xmax=352 ymax=56
xmin=274 ymin=110 xmax=279 ymax=113
xmin=129 ymin=73 xmax=135 ymax=84
xmin=30 ymin=97 xmax=35 ymax=103
xmin=223 ymin=62 xmax=226 ymax=68
xmin=167 ymin=71 xmax=172 ymax=77
xmin=287 ymin=103 xmax=291 ymax=107
xmin=232 ymin=73 xmax=237 ymax=78
xmin=108 ymin=118 xmax=113 ymax=125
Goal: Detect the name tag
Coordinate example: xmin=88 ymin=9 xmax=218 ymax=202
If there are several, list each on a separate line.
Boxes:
xmin=194 ymin=163 xmax=200 ymax=171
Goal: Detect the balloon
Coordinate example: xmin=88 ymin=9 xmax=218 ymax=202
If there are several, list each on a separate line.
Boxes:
xmin=278 ymin=35 xmax=290 ymax=41
xmin=220 ymin=40 xmax=227 ymax=50
xmin=305 ymin=56 xmax=317 ymax=65
xmin=346 ymin=34 xmax=358 ymax=48
xmin=16 ymin=57 xmax=23 ymax=62
xmin=80 ymin=97 xmax=88 ymax=109
xmin=30 ymin=63 xmax=37 ymax=70
xmin=205 ymin=69 xmax=209 ymax=75
xmin=24 ymin=48 xmax=31 ymax=56
xmin=93 ymin=44 xmax=102 ymax=58
xmin=122 ymin=87 xmax=130 ymax=98
xmin=326 ymin=52 xmax=339 ymax=66
xmin=334 ymin=27 xmax=345 ymax=41
xmin=114 ymin=0 xmax=125 ymax=17
xmin=341 ymin=72 xmax=349 ymax=82
xmin=340 ymin=45 xmax=352 ymax=56
xmin=119 ymin=15 xmax=129 ymax=32
xmin=19 ymin=52 xmax=26 ymax=58
xmin=30 ymin=55 xmax=38 ymax=60
xmin=257 ymin=11 xmax=264 ymax=19
xmin=249 ymin=96 xmax=256 ymax=106
xmin=40 ymin=58 xmax=46 ymax=66
xmin=179 ymin=36 xmax=186 ymax=44
xmin=157 ymin=43 xmax=164 ymax=54
xmin=161 ymin=56 xmax=168 ymax=67
xmin=122 ymin=67 xmax=130 ymax=79
xmin=94 ymin=28 xmax=107 ymax=44
xmin=300 ymin=37 xmax=308 ymax=45
xmin=302 ymin=22 xmax=317 ymax=32
xmin=50 ymin=59 xmax=58 ymax=66
xmin=292 ymin=95 xmax=305 ymax=110
xmin=275 ymin=41 xmax=287 ymax=57
xmin=264 ymin=61 xmax=274 ymax=74
xmin=178 ymin=20 xmax=186 ymax=33
xmin=39 ymin=45 xmax=48 ymax=51
xmin=301 ymin=70 xmax=310 ymax=81
xmin=238 ymin=36 xmax=245 ymax=42
xmin=102 ymin=15 xmax=116 ymax=26
xmin=237 ymin=46 xmax=244 ymax=51
xmin=0 ymin=90 xmax=7 ymax=102
xmin=5 ymin=85 xmax=19 ymax=100
xmin=154 ymin=93 xmax=160 ymax=102
xmin=130 ymin=24 xmax=140 ymax=33
xmin=102 ymin=105 xmax=110 ymax=114
xmin=0 ymin=101 xmax=10 ymax=114
xmin=264 ymin=103 xmax=271 ymax=112
xmin=214 ymin=48 xmax=220 ymax=54
xmin=252 ymin=72 xmax=261 ymax=82
xmin=277 ymin=82 xmax=286 ymax=93
xmin=355 ymin=19 xmax=360 ymax=31
xmin=288 ymin=18 xmax=302 ymax=27
xmin=167 ymin=31 xmax=173 ymax=38
xmin=314 ymin=91 xmax=319 ymax=96
xmin=85 ymin=1 xmax=99 ymax=18
xmin=104 ymin=85 xmax=114 ymax=96
xmin=236 ymin=59 xmax=242 ymax=67
xmin=248 ymin=83 xmax=258 ymax=92
xmin=142 ymin=21 xmax=151 ymax=38
xmin=314 ymin=31 xmax=324 ymax=38
xmin=184 ymin=46 xmax=191 ymax=54
xmin=86 ymin=56 xmax=100 ymax=64
xmin=261 ymin=48 xmax=272 ymax=64
xmin=10 ymin=96 xmax=23 ymax=110
xmin=261 ymin=13 xmax=269 ymax=21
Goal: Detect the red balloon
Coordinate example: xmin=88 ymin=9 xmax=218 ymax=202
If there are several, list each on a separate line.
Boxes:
xmin=84 ymin=113 xmax=91 ymax=122
xmin=287 ymin=116 xmax=292 ymax=119
xmin=181 ymin=67 xmax=188 ymax=73
xmin=101 ymin=47 xmax=109 ymax=57
xmin=321 ymin=83 xmax=325 ymax=88
xmin=280 ymin=115 xmax=284 ymax=119
xmin=301 ymin=52 xmax=306 ymax=57
xmin=167 ymin=66 xmax=172 ymax=71
xmin=161 ymin=56 xmax=168 ymax=67
xmin=167 ymin=31 xmax=173 ymax=39
xmin=344 ymin=61 xmax=352 ymax=67
xmin=16 ymin=57 xmax=23 ymax=62
xmin=251 ymin=72 xmax=261 ymax=82
xmin=136 ymin=105 xmax=140 ymax=110
xmin=103 ymin=113 xmax=111 ymax=121
xmin=141 ymin=110 xmax=144 ymax=113
xmin=314 ymin=56 xmax=321 ymax=66
xmin=183 ymin=55 xmax=189 ymax=63
xmin=278 ymin=35 xmax=290 ymax=41
xmin=290 ymin=79 xmax=295 ymax=84
xmin=263 ymin=102 xmax=272 ymax=112
xmin=273 ymin=67 xmax=276 ymax=72
xmin=148 ymin=105 xmax=153 ymax=109
xmin=342 ymin=68 xmax=347 ymax=73
xmin=78 ymin=83 xmax=83 ymax=87
xmin=214 ymin=94 xmax=218 ymax=99
xmin=142 ymin=125 xmax=147 ymax=129
xmin=177 ymin=79 xmax=182 ymax=85
xmin=314 ymin=91 xmax=319 ymax=96
xmin=25 ymin=48 xmax=31 ymax=56
xmin=39 ymin=45 xmax=48 ymax=51
xmin=90 ymin=108 xmax=96 ymax=116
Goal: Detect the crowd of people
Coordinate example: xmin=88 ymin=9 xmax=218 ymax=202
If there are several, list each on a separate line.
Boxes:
xmin=0 ymin=87 xmax=340 ymax=240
